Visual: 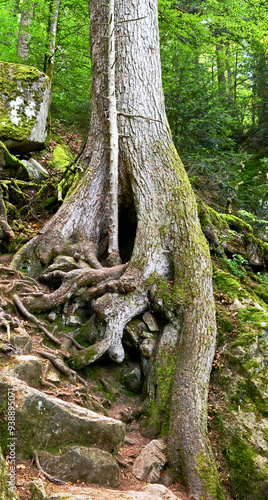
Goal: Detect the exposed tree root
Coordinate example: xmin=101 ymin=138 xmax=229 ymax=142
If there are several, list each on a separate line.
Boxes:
xmin=23 ymin=264 xmax=128 ymax=312
xmin=13 ymin=294 xmax=62 ymax=346
xmin=32 ymin=450 xmax=67 ymax=485
xmin=37 ymin=350 xmax=77 ymax=384
xmin=70 ymin=288 xmax=148 ymax=369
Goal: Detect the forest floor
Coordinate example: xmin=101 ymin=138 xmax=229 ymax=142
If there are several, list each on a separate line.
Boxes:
xmin=2 ymin=330 xmax=189 ymax=500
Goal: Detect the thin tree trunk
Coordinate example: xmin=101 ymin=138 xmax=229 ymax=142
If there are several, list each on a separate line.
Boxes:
xmin=107 ymin=0 xmax=120 ymax=264
xmin=12 ymin=1 xmax=223 ymax=497
xmin=44 ymin=0 xmax=60 ymax=80
xmin=16 ymin=0 xmax=35 ymax=60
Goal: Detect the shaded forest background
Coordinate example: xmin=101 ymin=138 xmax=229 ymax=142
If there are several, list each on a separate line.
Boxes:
xmin=1 ymin=0 xmax=268 ymax=220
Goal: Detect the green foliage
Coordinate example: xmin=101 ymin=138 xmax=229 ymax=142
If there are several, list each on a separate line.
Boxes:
xmin=0 ymin=0 xmax=90 ymax=132
xmin=222 ymin=254 xmax=249 ymax=278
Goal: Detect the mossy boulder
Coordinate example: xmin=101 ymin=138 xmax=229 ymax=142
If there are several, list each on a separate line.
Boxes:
xmin=0 ymin=375 xmax=126 ymax=458
xmin=38 ymin=445 xmax=120 ymax=487
xmin=0 ymin=62 xmax=50 ymax=154
xmin=4 ymin=355 xmax=43 ymax=388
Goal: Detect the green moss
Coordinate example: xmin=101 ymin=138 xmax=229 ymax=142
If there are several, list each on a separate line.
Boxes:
xmin=145 ymin=344 xmax=177 ymax=435
xmin=216 ymin=310 xmax=234 ymax=344
xmin=213 ymin=269 xmax=247 ymax=300
xmin=195 ymin=451 xmax=225 ymax=500
xmin=233 ymin=307 xmax=268 ymax=348
xmin=71 ymin=346 xmax=98 ymax=369
xmin=197 ymin=199 xmax=229 ymax=231
xmin=0 ymin=62 xmax=49 ymax=142
xmin=50 ymin=144 xmax=73 ymax=171
xmin=221 ymin=214 xmax=253 ymax=234
xmin=224 ymin=435 xmax=263 ymax=497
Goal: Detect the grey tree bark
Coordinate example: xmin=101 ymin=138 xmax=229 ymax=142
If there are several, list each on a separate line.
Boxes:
xmin=44 ymin=0 xmax=60 ymax=80
xmin=12 ymin=0 xmax=223 ymax=498
xmin=16 ymin=0 xmax=35 ymax=60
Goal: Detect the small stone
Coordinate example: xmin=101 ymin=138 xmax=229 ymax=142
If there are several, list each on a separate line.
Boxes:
xmin=45 ymin=363 xmax=61 ymax=382
xmin=139 ymin=338 xmax=155 ymax=358
xmin=47 ymin=311 xmax=57 ymax=322
xmin=143 ymin=312 xmax=159 ymax=332
xmin=21 ymin=158 xmax=48 ymax=180
xmin=122 ymin=367 xmax=143 ymax=393
xmin=133 ymin=439 xmax=167 ymax=482
xmin=28 ymin=479 xmax=46 ymax=500
xmin=66 ymin=315 xmax=82 ymax=326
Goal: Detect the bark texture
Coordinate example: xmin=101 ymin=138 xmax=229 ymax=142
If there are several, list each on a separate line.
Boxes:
xmin=16 ymin=0 xmax=35 ymax=60
xmin=12 ymin=1 xmax=223 ymax=498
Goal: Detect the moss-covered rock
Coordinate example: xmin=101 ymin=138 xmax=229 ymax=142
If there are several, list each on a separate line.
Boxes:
xmin=0 ymin=62 xmax=50 ymax=154
xmin=38 ymin=445 xmax=120 ymax=487
xmin=49 ymin=144 xmax=74 ymax=171
xmin=0 ymin=375 xmax=125 ymax=458
xmin=212 ymin=262 xmax=268 ymax=499
xmin=4 ymin=355 xmax=43 ymax=388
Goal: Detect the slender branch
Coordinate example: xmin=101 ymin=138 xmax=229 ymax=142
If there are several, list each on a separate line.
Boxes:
xmin=118 ymin=111 xmax=163 ymax=124
xmin=107 ymin=0 xmax=120 ymax=263
xmin=116 ymin=16 xmax=147 ymax=24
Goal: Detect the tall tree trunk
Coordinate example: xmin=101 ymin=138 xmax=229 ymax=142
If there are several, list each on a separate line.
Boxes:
xmin=44 ymin=0 xmax=60 ymax=80
xmin=16 ymin=0 xmax=35 ymax=60
xmin=12 ymin=1 xmax=223 ymax=498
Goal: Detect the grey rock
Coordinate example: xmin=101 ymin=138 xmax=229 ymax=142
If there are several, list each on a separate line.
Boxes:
xmin=123 ymin=317 xmax=149 ymax=348
xmin=47 ymin=311 xmax=57 ymax=322
xmin=0 ymin=375 xmax=126 ymax=458
xmin=0 ymin=62 xmax=50 ymax=154
xmin=11 ymin=328 xmax=32 ymax=353
xmin=122 ymin=367 xmax=143 ymax=393
xmin=39 ymin=445 xmax=120 ymax=487
xmin=143 ymin=312 xmax=159 ymax=332
xmin=44 ymin=484 xmax=181 ymax=500
xmin=139 ymin=338 xmax=155 ymax=358
xmin=28 ymin=479 xmax=46 ymax=500
xmin=139 ymin=484 xmax=180 ymax=499
xmin=21 ymin=159 xmax=48 ymax=180
xmin=65 ymin=315 xmax=82 ymax=326
xmin=5 ymin=355 xmax=42 ymax=387
xmin=133 ymin=438 xmax=167 ymax=482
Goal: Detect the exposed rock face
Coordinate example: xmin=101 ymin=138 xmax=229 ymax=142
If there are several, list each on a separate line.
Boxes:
xmin=0 ymin=62 xmax=50 ymax=154
xmin=0 ymin=375 xmax=126 ymax=458
xmin=212 ymin=266 xmax=268 ymax=499
xmin=133 ymin=438 xmax=167 ymax=483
